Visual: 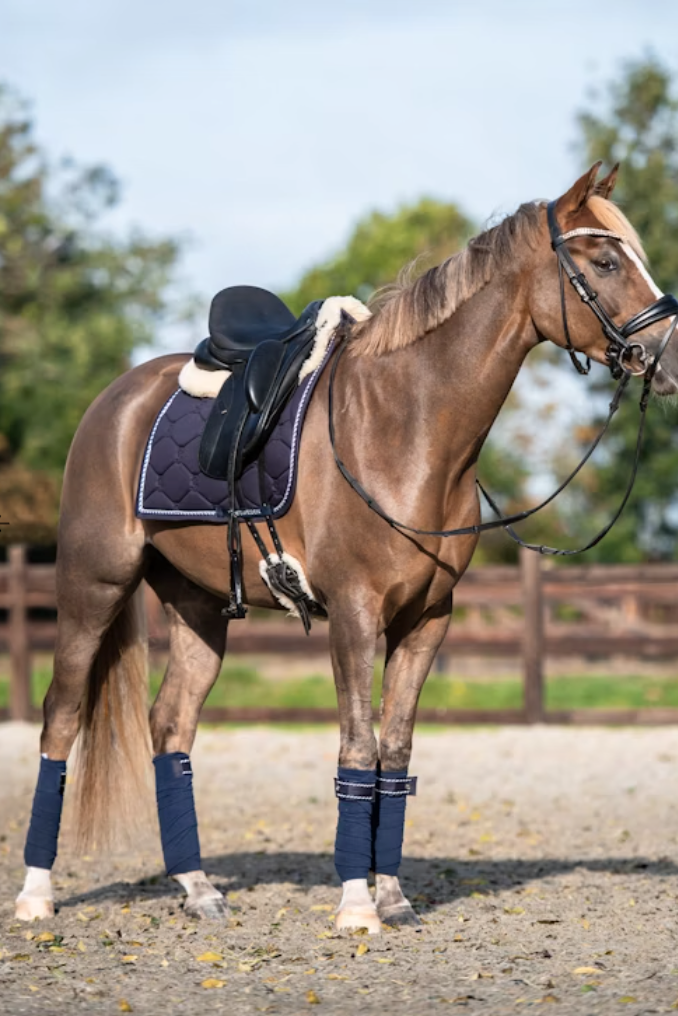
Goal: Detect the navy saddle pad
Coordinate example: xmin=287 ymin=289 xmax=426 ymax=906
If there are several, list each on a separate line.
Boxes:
xmin=136 ymin=351 xmax=329 ymax=523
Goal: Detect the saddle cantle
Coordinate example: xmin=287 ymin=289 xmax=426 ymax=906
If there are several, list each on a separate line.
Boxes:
xmin=196 ymin=286 xmax=323 ymax=480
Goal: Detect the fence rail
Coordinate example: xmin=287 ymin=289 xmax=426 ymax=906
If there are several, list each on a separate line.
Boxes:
xmin=3 ymin=545 xmax=678 ymax=724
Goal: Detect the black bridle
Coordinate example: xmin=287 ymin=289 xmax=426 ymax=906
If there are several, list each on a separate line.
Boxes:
xmin=328 ymin=200 xmax=678 ymax=556
xmin=547 ymin=200 xmax=678 ymax=379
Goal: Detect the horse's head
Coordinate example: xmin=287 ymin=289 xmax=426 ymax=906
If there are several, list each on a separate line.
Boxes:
xmin=529 ymin=163 xmax=678 ymax=395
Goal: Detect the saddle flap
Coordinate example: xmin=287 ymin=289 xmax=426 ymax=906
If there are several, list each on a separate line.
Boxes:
xmin=245 ymin=340 xmax=287 ymax=412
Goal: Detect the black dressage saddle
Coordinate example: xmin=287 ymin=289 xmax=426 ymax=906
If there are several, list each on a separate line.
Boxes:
xmin=196 ymin=286 xmax=323 ymax=480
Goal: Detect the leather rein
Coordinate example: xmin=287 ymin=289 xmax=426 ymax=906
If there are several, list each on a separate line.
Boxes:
xmin=328 ymin=200 xmax=678 ymax=556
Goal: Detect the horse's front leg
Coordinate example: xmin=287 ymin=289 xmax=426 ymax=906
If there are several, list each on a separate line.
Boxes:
xmin=330 ymin=598 xmax=381 ymax=934
xmin=375 ymin=599 xmax=452 ymax=925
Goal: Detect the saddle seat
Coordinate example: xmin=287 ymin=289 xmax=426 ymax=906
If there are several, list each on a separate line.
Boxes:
xmin=194 ymin=285 xmax=322 ymax=369
xmin=195 ymin=286 xmax=324 ymax=481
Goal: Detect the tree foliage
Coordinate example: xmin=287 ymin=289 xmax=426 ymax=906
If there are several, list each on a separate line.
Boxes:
xmin=572 ymin=56 xmax=678 ymax=561
xmin=0 ymin=86 xmax=182 ymax=541
xmin=282 ymin=198 xmax=475 ymax=313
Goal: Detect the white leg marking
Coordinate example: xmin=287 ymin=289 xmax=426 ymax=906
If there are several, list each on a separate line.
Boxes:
xmin=173 ymin=870 xmax=228 ymax=920
xmin=335 ymin=878 xmax=381 ymax=934
xmin=15 ymin=866 xmax=54 ymax=921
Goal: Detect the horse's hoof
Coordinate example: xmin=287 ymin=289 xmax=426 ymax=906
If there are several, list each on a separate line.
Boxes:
xmin=15 ymin=895 xmax=54 ymax=921
xmin=377 ymin=901 xmax=421 ymax=926
xmin=335 ymin=906 xmax=382 ymax=935
xmin=184 ymin=895 xmax=228 ymax=921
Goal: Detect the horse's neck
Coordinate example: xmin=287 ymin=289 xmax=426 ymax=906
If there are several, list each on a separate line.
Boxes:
xmin=340 ymin=279 xmax=536 ymax=531
xmin=411 ymin=280 xmax=536 ymax=473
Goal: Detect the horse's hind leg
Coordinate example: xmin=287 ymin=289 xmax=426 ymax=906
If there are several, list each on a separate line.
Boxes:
xmin=145 ymin=553 xmax=228 ymax=920
xmin=16 ymin=567 xmax=144 ymax=920
xmin=375 ymin=600 xmax=452 ymax=926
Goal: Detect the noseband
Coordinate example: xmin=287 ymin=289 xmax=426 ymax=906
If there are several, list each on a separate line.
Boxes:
xmin=328 ymin=200 xmax=678 ymax=556
xmin=547 ymin=200 xmax=678 ymax=379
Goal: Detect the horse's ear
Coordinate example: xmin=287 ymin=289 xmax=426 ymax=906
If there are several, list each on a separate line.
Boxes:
xmin=594 ymin=163 xmax=619 ymax=199
xmin=557 ymin=162 xmax=603 ymax=214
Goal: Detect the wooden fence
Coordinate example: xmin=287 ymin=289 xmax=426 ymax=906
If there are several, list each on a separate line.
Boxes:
xmin=2 ymin=544 xmax=678 ymax=724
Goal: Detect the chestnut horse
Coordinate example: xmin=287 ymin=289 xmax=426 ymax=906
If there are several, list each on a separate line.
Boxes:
xmin=15 ymin=164 xmax=678 ymax=933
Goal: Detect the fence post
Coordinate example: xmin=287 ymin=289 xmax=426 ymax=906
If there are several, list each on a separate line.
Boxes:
xmin=521 ymin=547 xmax=544 ymax=722
xmin=8 ymin=544 xmax=32 ymax=721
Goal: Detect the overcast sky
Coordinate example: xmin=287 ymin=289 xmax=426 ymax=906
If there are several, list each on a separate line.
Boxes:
xmin=3 ymin=0 xmax=678 ymax=347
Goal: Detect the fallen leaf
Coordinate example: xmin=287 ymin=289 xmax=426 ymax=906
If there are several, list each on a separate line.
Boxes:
xmin=306 ymin=989 xmax=320 ymax=1004
xmin=504 ymin=907 xmax=525 ymax=915
xmin=376 ymin=958 xmax=393 ymax=964
xmin=34 ymin=932 xmax=55 ymax=943
xmin=304 ymin=968 xmax=317 ymax=975
xmin=619 ymin=998 xmax=638 ymax=1004
xmin=573 ymin=967 xmax=603 ymax=975
xmin=356 ymin=943 xmax=369 ymax=956
xmin=201 ymin=978 xmax=226 ymax=989
xmin=121 ymin=955 xmax=137 ymax=964
xmin=581 ymin=919 xmax=590 ymax=930
xmin=310 ymin=905 xmax=332 ymax=912
xmin=581 ymin=984 xmax=597 ymax=993
xmin=161 ymin=959 xmax=169 ymax=968
xmin=77 ymin=941 xmax=87 ymax=953
xmin=29 ymin=986 xmax=39 ymax=993
xmin=119 ymin=1003 xmax=133 ymax=1013
xmin=538 ymin=996 xmax=559 ymax=1004
xmin=196 ymin=951 xmax=223 ymax=963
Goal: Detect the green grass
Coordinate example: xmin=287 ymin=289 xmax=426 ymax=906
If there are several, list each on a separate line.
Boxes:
xmin=5 ymin=664 xmax=678 ymax=713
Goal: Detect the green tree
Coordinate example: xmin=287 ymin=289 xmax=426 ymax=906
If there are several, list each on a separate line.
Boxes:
xmin=572 ymin=56 xmax=678 ymax=561
xmin=282 ymin=198 xmax=475 ymax=313
xmin=0 ymin=86 xmax=182 ymax=542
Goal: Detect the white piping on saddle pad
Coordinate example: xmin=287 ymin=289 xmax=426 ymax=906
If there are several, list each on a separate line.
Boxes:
xmin=178 ymin=294 xmax=371 ymax=398
xmin=258 ymin=552 xmax=316 ymax=618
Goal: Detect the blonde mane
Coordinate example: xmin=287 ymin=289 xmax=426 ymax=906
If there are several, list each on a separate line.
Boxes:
xmin=350 ymin=195 xmax=645 ymax=358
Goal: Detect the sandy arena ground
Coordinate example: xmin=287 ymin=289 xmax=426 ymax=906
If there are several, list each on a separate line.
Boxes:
xmin=1 ymin=723 xmax=678 ymax=1015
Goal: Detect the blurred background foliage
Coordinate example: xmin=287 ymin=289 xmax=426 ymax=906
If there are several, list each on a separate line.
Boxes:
xmin=566 ymin=56 xmax=678 ymax=562
xmin=0 ymin=85 xmax=181 ymax=541
xmin=1 ymin=58 xmax=678 ymax=559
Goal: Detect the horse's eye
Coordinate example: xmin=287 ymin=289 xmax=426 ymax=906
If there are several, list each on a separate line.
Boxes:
xmin=593 ymin=256 xmax=617 ymax=273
